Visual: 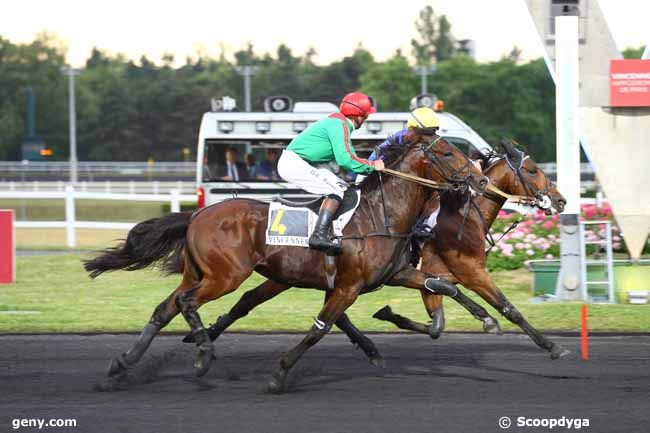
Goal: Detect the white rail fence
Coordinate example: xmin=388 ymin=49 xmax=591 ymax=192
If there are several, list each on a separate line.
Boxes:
xmin=0 ymin=187 xmax=195 ymax=248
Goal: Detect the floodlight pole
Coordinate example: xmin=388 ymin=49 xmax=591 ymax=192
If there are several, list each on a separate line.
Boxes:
xmin=236 ymin=66 xmax=259 ymax=112
xmin=554 ymin=15 xmax=583 ymax=301
xmin=413 ymin=65 xmax=436 ymax=94
xmin=62 ymin=67 xmax=80 ymax=184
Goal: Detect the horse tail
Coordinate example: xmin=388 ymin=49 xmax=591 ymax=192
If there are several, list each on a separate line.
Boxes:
xmin=84 ymin=211 xmax=192 ymax=279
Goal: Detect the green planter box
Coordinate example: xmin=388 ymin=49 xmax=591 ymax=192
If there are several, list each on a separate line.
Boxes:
xmin=528 ymin=260 xmax=650 ymax=302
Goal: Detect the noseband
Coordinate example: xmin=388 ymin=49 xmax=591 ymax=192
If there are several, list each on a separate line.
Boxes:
xmin=504 ymin=150 xmax=554 ymax=207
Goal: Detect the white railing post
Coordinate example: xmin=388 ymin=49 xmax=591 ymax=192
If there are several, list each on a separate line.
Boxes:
xmin=9 ymin=181 xmax=15 ymax=191
xmin=129 ymin=180 xmax=135 ymax=194
xmin=170 ymin=189 xmax=181 ymax=213
xmin=65 ymin=185 xmax=76 ymax=248
xmin=153 ymin=181 xmax=159 ymax=195
xmin=104 ymin=180 xmax=110 ymax=193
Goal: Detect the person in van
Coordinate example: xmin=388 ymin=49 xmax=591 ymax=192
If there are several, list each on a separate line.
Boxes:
xmin=220 ymin=147 xmax=247 ymax=181
xmin=277 ymin=92 xmax=385 ymax=254
xmin=256 ymin=149 xmax=280 ymax=180
xmin=245 ymin=153 xmax=259 ymax=179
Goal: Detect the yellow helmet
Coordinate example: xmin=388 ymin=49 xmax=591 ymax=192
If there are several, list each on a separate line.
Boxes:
xmin=407 ymin=107 xmax=440 ymax=130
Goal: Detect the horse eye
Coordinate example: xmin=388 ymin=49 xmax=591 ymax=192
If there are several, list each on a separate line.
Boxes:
xmin=528 ymin=169 xmax=537 ymax=176
xmin=444 ymin=151 xmax=453 ymax=157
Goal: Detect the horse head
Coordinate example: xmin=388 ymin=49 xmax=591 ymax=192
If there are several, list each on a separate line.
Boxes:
xmin=388 ymin=135 xmax=488 ymax=194
xmin=484 ymin=139 xmax=565 ymax=215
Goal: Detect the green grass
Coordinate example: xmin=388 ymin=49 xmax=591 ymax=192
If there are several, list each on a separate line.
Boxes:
xmin=0 ymin=254 xmax=649 ymax=333
xmin=14 ymin=228 xmax=130 ymax=250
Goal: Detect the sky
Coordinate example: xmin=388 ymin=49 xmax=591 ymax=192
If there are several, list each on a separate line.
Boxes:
xmin=1 ymin=0 xmax=648 ymax=67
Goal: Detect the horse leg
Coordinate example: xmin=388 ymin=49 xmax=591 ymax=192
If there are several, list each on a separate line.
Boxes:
xmin=268 ymin=285 xmax=361 ymax=393
xmin=107 ymin=286 xmax=184 ymax=376
xmin=384 ymin=267 xmax=500 ymax=334
xmin=459 ymin=271 xmax=570 ymax=359
xmin=335 ymin=313 xmax=384 ymax=368
xmin=421 ymin=290 xmax=502 ymax=335
xmin=183 ymin=279 xmax=291 ymax=343
xmin=176 ymin=270 xmax=254 ymax=377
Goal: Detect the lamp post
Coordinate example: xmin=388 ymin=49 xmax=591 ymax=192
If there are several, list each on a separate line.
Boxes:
xmin=413 ymin=64 xmax=437 ymax=94
xmin=61 ymin=66 xmax=80 ymax=184
xmin=236 ymin=65 xmax=260 ymax=112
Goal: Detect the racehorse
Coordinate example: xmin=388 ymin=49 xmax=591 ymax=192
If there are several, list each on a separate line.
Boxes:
xmin=84 ymin=135 xmax=488 ymax=392
xmin=374 ymin=139 xmax=570 ymax=360
xmin=182 ymin=139 xmax=569 ymax=364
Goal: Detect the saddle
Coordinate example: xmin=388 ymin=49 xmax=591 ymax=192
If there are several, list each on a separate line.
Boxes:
xmin=273 ymin=187 xmax=360 ymax=220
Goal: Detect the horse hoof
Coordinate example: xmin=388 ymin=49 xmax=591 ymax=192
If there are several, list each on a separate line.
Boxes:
xmin=550 ymin=345 xmax=571 ymax=360
xmin=482 ymin=317 xmax=502 ymax=335
xmin=182 ymin=332 xmax=195 ymax=343
xmin=267 ymin=370 xmax=287 ymax=394
xmin=372 ymin=306 xmax=393 ymax=321
xmin=107 ymin=357 xmax=126 ymax=377
xmin=369 ymin=353 xmax=385 ymax=369
xmin=429 ymin=309 xmax=445 ymax=339
xmin=194 ymin=343 xmax=214 ymax=377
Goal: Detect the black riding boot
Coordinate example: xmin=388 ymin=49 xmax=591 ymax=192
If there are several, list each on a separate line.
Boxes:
xmin=309 ymin=196 xmax=342 ymax=255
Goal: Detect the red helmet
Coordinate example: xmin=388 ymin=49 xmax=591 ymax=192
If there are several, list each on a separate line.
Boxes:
xmin=339 ymin=92 xmax=377 ymax=117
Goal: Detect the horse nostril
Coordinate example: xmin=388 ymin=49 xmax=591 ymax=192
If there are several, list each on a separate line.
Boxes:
xmin=557 ymin=199 xmax=566 ymax=210
xmin=478 ymin=179 xmax=488 ymax=190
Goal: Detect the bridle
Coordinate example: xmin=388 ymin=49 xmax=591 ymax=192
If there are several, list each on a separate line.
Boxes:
xmin=381 ymin=135 xmax=477 ymax=193
xmin=503 ymin=149 xmax=554 ymax=210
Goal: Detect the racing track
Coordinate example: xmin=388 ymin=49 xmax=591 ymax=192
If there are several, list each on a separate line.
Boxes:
xmin=1 ymin=333 xmax=649 ymax=433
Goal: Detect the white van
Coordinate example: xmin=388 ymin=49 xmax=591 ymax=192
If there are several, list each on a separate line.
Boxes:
xmin=195 ymin=100 xmax=493 ymax=208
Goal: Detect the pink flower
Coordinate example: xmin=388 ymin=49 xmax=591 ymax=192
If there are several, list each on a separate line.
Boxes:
xmin=526 ymin=249 xmax=535 ymax=256
xmin=542 ymin=221 xmax=555 ymax=230
xmin=545 ymin=254 xmax=554 ymax=259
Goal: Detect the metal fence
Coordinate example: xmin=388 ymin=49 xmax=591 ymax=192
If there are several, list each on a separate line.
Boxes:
xmin=0 ymin=180 xmax=195 ymax=194
xmin=0 ymin=161 xmax=195 ymax=174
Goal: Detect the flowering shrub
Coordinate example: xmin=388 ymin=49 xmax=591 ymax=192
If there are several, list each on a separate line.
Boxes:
xmin=485 ymin=203 xmax=636 ymax=271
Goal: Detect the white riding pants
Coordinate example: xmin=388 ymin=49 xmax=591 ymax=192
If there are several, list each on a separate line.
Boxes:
xmin=277 ymin=150 xmax=347 ymax=199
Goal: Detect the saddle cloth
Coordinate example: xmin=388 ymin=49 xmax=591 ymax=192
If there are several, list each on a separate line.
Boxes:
xmin=265 ymin=190 xmax=361 ymax=247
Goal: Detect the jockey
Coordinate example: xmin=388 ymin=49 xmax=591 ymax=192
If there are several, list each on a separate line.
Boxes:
xmin=369 ymin=107 xmax=442 ymax=262
xmin=277 ymin=92 xmax=385 ymax=254
xmin=369 ymin=106 xmax=440 ymax=161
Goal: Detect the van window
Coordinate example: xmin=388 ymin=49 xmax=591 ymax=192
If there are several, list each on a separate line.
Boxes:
xmin=203 ymin=140 xmax=286 ymax=182
xmin=201 ymin=138 xmax=381 ymax=182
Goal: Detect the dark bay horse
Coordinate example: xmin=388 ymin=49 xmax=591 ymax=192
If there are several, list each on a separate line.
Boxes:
xmin=374 ymin=140 xmax=570 ymax=360
xmin=183 ymin=140 xmax=569 ymax=363
xmin=85 ymin=136 xmax=487 ymax=392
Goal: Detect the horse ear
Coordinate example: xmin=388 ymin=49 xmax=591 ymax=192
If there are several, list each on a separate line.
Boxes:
xmin=500 ymin=138 xmax=516 ymax=156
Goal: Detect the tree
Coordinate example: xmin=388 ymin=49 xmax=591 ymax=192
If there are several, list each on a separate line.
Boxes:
xmin=360 ymin=55 xmax=419 ymax=111
xmin=411 ymin=5 xmax=455 ymax=65
xmin=623 ymin=46 xmax=645 ymax=59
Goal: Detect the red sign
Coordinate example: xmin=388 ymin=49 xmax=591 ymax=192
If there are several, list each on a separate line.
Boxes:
xmin=610 ymin=59 xmax=650 ymax=107
xmin=0 ymin=210 xmax=15 ymax=284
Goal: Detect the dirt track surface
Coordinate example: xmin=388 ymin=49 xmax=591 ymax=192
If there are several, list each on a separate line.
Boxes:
xmin=1 ymin=333 xmax=649 ymax=433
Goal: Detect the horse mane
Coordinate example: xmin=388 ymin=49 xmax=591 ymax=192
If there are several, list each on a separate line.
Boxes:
xmin=470 ymin=148 xmax=501 ymax=169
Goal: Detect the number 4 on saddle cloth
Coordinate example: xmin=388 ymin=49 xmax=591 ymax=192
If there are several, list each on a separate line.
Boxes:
xmin=265 ymin=189 xmax=361 ymax=248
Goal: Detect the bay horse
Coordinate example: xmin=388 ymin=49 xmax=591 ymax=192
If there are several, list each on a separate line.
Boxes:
xmin=183 ymin=139 xmax=569 ymax=364
xmin=374 ymin=139 xmax=570 ymax=360
xmin=84 ymin=136 xmax=487 ymax=392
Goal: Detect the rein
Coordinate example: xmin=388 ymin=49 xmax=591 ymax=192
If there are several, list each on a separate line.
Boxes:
xmin=486 ymin=183 xmax=537 ymax=206
xmin=382 ymin=168 xmax=462 ymax=191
